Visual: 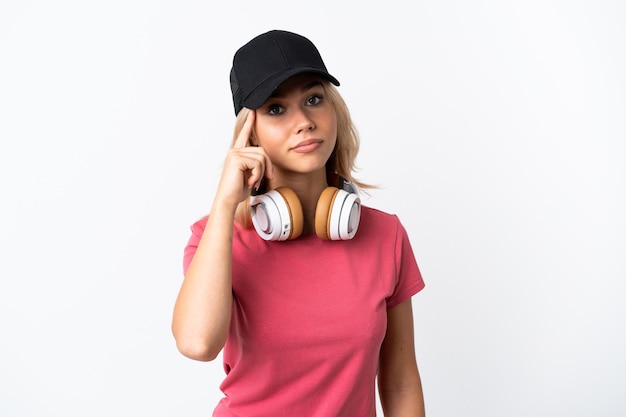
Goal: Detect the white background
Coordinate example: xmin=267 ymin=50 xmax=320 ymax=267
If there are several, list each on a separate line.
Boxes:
xmin=1 ymin=1 xmax=625 ymax=416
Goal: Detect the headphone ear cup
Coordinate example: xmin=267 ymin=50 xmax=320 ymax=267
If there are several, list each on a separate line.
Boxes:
xmin=274 ymin=187 xmax=303 ymax=240
xmin=314 ymin=187 xmax=339 ymax=240
xmin=250 ymin=187 xmax=303 ymax=241
xmin=315 ymin=187 xmax=361 ymax=240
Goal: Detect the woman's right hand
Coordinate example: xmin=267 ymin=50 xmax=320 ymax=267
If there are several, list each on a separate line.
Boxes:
xmin=176 ymin=113 xmax=269 ymax=361
xmin=214 ymin=110 xmax=274 ymax=210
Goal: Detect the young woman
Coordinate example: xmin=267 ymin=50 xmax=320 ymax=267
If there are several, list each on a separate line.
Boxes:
xmin=172 ymin=29 xmax=426 ymax=417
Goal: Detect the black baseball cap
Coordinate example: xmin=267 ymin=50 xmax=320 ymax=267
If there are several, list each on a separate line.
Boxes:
xmin=230 ymin=30 xmax=340 ymax=115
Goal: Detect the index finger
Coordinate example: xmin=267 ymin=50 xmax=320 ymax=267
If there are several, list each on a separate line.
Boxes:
xmin=234 ymin=109 xmax=256 ymax=149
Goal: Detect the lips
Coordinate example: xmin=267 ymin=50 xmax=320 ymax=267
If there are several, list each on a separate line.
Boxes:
xmin=291 ymin=139 xmax=323 ymax=153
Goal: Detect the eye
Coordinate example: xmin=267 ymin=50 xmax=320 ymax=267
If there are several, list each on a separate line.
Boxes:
xmin=266 ymin=104 xmax=284 ymax=115
xmin=306 ymin=94 xmax=323 ymax=106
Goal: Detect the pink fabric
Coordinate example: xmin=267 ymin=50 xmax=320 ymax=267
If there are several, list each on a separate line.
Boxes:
xmin=183 ymin=206 xmax=425 ymax=417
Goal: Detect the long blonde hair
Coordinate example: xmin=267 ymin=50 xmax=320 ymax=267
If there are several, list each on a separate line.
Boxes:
xmin=232 ymin=81 xmax=373 ymax=227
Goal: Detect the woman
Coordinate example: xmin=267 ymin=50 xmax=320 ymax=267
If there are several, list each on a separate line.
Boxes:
xmin=172 ymin=29 xmax=426 ymax=416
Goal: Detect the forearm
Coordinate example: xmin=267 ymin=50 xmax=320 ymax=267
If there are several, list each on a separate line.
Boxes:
xmin=378 ymin=378 xmax=425 ymax=417
xmin=172 ymin=202 xmax=236 ymax=361
xmin=378 ymin=300 xmax=425 ymax=417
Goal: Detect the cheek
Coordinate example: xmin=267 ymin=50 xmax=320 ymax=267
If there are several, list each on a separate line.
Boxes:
xmin=255 ymin=129 xmax=286 ymax=162
xmin=255 ymin=122 xmax=285 ymax=145
xmin=325 ymin=114 xmax=338 ymax=145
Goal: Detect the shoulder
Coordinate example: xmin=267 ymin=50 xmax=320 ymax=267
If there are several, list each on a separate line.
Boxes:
xmin=189 ymin=215 xmax=248 ymax=236
xmin=189 ymin=216 xmax=208 ymax=235
xmin=351 ymin=205 xmax=410 ymax=245
xmin=359 ymin=205 xmax=403 ymax=231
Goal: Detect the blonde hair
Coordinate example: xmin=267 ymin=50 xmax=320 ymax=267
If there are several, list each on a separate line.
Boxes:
xmin=232 ymin=81 xmax=373 ymax=227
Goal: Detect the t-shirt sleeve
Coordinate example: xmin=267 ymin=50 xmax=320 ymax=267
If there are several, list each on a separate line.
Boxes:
xmin=386 ymin=217 xmax=425 ymax=308
xmin=182 ymin=217 xmax=207 ymax=276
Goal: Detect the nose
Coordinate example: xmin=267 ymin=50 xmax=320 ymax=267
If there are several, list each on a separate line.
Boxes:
xmin=292 ymin=106 xmax=315 ymax=134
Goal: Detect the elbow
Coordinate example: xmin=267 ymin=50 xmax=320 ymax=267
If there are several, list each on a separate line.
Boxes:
xmin=171 ymin=310 xmax=230 ymax=361
xmin=174 ymin=337 xmax=224 ymax=362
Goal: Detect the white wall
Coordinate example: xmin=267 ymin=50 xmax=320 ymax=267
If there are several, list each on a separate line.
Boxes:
xmin=1 ymin=1 xmax=624 ymax=416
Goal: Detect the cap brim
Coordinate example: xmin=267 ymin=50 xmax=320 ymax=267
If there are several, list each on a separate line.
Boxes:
xmin=241 ymin=68 xmax=340 ymax=110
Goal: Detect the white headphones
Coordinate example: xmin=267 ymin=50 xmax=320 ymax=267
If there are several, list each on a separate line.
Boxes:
xmin=249 ymin=177 xmax=361 ymax=241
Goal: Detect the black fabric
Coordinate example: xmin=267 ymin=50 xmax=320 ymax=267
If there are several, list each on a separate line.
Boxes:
xmin=230 ymin=30 xmax=340 ymax=115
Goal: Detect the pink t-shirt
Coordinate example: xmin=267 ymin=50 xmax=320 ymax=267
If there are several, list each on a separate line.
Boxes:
xmin=183 ymin=206 xmax=425 ymax=417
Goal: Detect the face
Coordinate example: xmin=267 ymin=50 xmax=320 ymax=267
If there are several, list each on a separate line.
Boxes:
xmin=253 ymin=74 xmax=338 ymax=177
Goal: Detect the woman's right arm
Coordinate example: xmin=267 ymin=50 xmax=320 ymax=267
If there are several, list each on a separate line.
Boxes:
xmin=171 ymin=110 xmax=271 ymax=361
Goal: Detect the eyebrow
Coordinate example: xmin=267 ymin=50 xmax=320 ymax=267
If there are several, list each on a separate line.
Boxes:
xmin=269 ymin=80 xmax=323 ymax=99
